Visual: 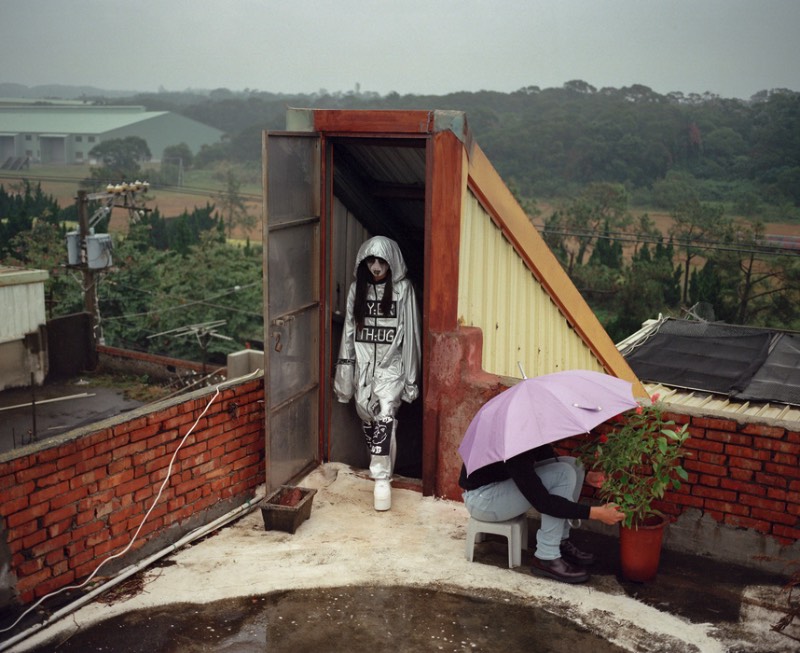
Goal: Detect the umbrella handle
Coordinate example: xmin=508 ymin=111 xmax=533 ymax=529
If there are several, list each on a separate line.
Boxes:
xmin=573 ymin=403 xmax=602 ymax=411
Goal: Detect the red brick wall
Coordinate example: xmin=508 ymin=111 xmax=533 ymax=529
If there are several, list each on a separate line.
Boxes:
xmin=0 ymin=378 xmax=264 ymax=605
xmin=432 ymin=328 xmax=799 ymax=550
xmin=562 ymin=411 xmax=800 ymax=545
xmin=662 ymin=413 xmax=800 ymax=544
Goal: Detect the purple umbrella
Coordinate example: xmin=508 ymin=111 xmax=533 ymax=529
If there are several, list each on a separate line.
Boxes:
xmin=459 ymin=370 xmax=639 ymax=475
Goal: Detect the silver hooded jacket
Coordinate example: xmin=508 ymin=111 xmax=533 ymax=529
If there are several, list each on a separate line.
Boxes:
xmin=334 ymin=236 xmax=421 ymax=421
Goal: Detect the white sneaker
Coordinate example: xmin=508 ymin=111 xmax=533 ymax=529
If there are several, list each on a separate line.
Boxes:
xmin=374 ymin=480 xmax=392 ymax=511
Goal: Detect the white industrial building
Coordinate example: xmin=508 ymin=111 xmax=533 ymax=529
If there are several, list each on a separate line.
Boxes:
xmin=0 ymin=103 xmax=224 ymax=166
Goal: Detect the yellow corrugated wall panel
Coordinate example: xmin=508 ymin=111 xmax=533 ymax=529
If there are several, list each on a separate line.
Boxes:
xmin=457 ymin=192 xmax=603 ymax=379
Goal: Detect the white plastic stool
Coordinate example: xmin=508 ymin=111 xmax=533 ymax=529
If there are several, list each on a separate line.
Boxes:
xmin=465 ymin=514 xmax=529 ymax=568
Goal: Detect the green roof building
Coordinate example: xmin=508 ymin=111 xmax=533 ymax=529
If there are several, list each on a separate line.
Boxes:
xmin=0 ymin=104 xmax=224 ymax=165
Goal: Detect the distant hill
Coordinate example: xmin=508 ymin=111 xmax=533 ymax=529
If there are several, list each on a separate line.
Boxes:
xmin=0 ymin=82 xmax=140 ymax=100
xmin=2 ymin=81 xmax=798 ymax=221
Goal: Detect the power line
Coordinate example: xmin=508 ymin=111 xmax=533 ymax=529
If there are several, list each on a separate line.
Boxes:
xmin=538 ymin=227 xmax=800 ymax=257
xmin=100 ymin=282 xmax=262 ymax=322
xmin=0 ymin=173 xmax=262 ymax=201
xmin=149 ymin=183 xmax=261 ymax=201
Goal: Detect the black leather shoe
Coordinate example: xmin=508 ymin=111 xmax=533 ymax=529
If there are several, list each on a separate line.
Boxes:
xmin=530 ymin=556 xmax=589 ymax=584
xmin=560 ymin=540 xmax=596 ymax=566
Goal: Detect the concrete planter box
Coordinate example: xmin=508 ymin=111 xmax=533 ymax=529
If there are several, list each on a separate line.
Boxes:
xmin=259 ymin=485 xmax=317 ymax=534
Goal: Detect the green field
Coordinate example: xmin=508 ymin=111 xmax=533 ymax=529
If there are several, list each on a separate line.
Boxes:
xmin=0 ymin=162 xmax=263 ymax=237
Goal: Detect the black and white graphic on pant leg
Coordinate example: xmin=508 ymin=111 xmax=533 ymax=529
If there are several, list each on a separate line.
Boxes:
xmin=370 ymin=417 xmax=394 ymax=456
xmin=362 ymin=422 xmax=375 ymax=448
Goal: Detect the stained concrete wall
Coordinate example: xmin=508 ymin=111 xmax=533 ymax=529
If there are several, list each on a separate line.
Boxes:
xmin=0 ymin=338 xmax=46 ymax=391
xmin=0 ymin=268 xmax=48 ymax=391
xmin=226 ymin=349 xmax=264 ymax=380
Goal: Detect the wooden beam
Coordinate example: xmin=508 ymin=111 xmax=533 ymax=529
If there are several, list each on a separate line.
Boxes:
xmin=313 ymin=110 xmax=434 ymax=135
xmin=422 ymin=130 xmax=467 ymax=495
xmin=426 ymin=131 xmax=465 ymax=333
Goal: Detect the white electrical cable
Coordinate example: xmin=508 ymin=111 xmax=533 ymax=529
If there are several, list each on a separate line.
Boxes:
xmin=0 ymin=369 xmax=262 ymax=645
xmin=0 ymin=496 xmax=261 ymax=653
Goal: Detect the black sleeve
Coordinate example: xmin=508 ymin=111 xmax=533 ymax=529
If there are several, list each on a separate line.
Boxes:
xmin=532 ymin=443 xmax=556 ymax=461
xmin=505 ymin=450 xmax=590 ymax=521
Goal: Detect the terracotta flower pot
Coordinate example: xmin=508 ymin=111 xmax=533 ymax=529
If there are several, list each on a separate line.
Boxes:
xmin=618 ymin=513 xmax=668 ymax=582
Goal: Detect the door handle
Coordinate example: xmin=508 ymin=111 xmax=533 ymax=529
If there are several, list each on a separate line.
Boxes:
xmin=270 ymin=315 xmax=294 ymax=352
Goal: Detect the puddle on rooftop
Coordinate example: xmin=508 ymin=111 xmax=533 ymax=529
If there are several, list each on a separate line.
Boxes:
xmin=29 ymin=586 xmax=626 ymax=653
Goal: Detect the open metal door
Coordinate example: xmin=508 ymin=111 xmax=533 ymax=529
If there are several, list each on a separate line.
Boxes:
xmin=263 ymin=132 xmax=321 ymax=490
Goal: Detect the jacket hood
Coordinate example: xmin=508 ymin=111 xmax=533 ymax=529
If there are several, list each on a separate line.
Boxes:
xmin=353 ymin=236 xmax=407 ymax=283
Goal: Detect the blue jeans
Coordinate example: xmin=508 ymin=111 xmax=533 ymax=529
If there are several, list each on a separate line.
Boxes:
xmin=462 ymin=457 xmax=585 ymax=561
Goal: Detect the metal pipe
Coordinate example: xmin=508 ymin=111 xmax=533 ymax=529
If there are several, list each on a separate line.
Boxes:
xmin=0 ymin=393 xmax=94 ymax=413
xmin=29 ymin=373 xmax=36 ymax=441
xmin=0 ymin=495 xmax=262 ymax=652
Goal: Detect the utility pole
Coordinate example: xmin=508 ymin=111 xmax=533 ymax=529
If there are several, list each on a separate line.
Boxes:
xmin=77 ymin=189 xmax=99 ymax=369
xmin=162 ymin=157 xmax=183 ymax=186
xmin=71 ymin=182 xmax=150 ymax=368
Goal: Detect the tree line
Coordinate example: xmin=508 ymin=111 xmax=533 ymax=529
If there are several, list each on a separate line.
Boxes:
xmin=3 ymin=81 xmax=800 ymax=363
xmin=0 ymin=182 xmax=263 ymax=362
xmin=119 ymin=82 xmax=800 ymax=220
xmin=541 ymin=182 xmax=800 ymax=341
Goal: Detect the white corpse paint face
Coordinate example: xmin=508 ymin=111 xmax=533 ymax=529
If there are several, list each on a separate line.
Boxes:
xmin=366 ymin=256 xmax=389 ymax=281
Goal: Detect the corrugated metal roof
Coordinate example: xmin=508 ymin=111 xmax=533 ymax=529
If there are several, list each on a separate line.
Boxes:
xmin=0 ymin=106 xmax=168 ymax=134
xmin=643 ymin=381 xmax=800 ymax=429
xmin=330 ymin=137 xmax=426 ymax=276
xmin=458 ymin=191 xmax=604 ymax=379
xmin=294 ymin=109 xmax=638 ymax=391
xmin=621 ymin=316 xmax=800 ymax=428
xmin=341 ymin=141 xmax=426 ymax=186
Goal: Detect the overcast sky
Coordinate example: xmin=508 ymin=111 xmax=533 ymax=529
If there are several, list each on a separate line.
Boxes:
xmin=2 ymin=0 xmax=799 ymax=99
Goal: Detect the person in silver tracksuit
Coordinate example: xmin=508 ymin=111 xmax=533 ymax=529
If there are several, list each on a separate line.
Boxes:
xmin=334 ymin=236 xmax=421 ymax=510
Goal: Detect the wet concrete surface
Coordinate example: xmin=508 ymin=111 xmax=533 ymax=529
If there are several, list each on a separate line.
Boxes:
xmin=0 ymin=379 xmax=145 ymax=454
xmin=26 ymin=595 xmax=268 ymax=653
xmin=10 ymin=525 xmax=793 ymax=653
xmin=2 ymin=413 xmax=796 ymax=653
xmin=25 ymin=586 xmax=627 ymax=653
xmin=555 ymin=527 xmax=790 ymax=625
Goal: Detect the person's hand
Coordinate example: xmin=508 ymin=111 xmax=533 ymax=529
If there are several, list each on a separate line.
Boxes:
xmin=589 ymin=503 xmax=625 ymax=525
xmin=585 ymin=471 xmax=606 ymax=489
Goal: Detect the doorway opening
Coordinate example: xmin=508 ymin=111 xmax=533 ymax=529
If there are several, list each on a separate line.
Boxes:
xmin=325 ymin=136 xmax=426 ymax=479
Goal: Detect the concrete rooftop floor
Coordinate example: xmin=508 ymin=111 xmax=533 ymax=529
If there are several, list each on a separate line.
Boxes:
xmin=2 ymin=463 xmax=798 ymax=653
xmin=0 ymin=377 xmax=147 ymax=455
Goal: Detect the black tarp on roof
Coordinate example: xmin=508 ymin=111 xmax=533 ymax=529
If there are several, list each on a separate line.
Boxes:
xmin=736 ymin=332 xmax=800 ymax=405
xmin=622 ymin=319 xmax=800 ymax=407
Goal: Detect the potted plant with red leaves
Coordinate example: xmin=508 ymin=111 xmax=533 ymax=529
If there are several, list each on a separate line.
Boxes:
xmin=578 ymin=396 xmax=690 ymax=581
